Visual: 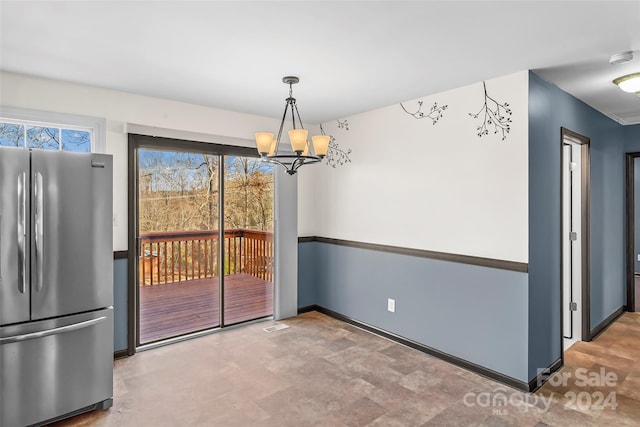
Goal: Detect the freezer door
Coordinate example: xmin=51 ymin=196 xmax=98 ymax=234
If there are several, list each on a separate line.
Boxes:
xmin=0 ymin=147 xmax=31 ymax=326
xmin=0 ymin=307 xmax=113 ymax=427
xmin=30 ymin=151 xmax=113 ymax=319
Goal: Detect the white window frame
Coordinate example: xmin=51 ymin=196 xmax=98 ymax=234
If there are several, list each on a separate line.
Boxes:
xmin=0 ymin=106 xmax=106 ymax=153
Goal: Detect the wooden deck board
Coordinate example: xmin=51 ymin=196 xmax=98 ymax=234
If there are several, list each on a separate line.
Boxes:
xmin=139 ymin=273 xmax=273 ymax=344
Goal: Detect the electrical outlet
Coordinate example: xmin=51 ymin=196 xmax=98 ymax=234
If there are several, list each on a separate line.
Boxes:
xmin=637 ymin=254 xmax=640 ymax=262
xmin=387 ymin=298 xmax=395 ymax=313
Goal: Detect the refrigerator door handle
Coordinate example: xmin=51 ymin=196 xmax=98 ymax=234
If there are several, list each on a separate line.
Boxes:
xmin=17 ymin=171 xmax=27 ymax=294
xmin=34 ymin=171 xmax=44 ymax=293
xmin=0 ymin=316 xmax=107 ymax=344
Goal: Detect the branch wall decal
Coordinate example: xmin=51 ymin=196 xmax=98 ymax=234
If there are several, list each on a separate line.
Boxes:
xmin=400 ymin=101 xmax=448 ymax=125
xmin=320 ymin=123 xmax=352 ymax=168
xmin=326 ymin=136 xmax=352 ymax=168
xmin=469 ymin=81 xmax=512 ymax=140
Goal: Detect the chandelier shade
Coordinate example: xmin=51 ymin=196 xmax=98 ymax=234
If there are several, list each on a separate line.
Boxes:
xmin=255 ymin=132 xmax=274 ymax=155
xmin=312 ymin=135 xmax=331 ymax=157
xmin=288 ymin=129 xmax=309 ymax=153
xmin=254 ymin=76 xmax=326 ymax=175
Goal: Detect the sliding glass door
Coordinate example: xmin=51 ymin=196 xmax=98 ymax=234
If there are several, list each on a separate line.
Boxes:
xmin=131 ymin=136 xmax=274 ymax=347
xmin=223 ymin=156 xmax=274 ymax=326
xmin=137 ymin=149 xmax=221 ymax=344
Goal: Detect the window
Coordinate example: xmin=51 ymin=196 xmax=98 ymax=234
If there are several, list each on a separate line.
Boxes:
xmin=0 ymin=107 xmax=106 ymax=153
xmin=0 ymin=120 xmax=92 ymax=152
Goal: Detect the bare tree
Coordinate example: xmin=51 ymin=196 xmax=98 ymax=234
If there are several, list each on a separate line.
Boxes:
xmin=224 ymin=156 xmax=273 ymax=230
xmin=0 ymin=123 xmax=25 ymax=146
xmin=0 ymin=123 xmax=91 ymax=150
xmin=138 ymin=151 xmax=272 ymax=234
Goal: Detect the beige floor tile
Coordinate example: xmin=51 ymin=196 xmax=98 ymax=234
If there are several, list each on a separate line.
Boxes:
xmin=49 ymin=311 xmax=640 ymax=427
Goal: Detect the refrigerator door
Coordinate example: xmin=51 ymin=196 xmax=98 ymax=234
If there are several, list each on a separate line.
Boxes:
xmin=0 ymin=147 xmax=31 ymax=326
xmin=30 ymin=150 xmax=113 ymax=319
xmin=0 ymin=307 xmax=114 ymax=427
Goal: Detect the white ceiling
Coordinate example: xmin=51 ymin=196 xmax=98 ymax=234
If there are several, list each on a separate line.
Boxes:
xmin=1 ymin=1 xmax=640 ymax=125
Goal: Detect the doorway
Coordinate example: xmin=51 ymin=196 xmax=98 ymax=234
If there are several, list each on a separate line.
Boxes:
xmin=625 ymin=153 xmax=640 ymax=313
xmin=561 ymin=128 xmax=591 ymax=348
xmin=128 ymin=135 xmax=274 ymax=349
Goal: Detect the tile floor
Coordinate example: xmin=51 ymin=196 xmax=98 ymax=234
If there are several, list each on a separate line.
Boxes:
xmin=50 ymin=310 xmax=640 ymax=426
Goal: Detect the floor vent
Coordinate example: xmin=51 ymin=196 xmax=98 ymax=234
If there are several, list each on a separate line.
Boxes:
xmin=263 ymin=323 xmax=290 ymax=333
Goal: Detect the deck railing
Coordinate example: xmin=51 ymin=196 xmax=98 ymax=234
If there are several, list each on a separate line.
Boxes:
xmin=139 ymin=229 xmax=273 ymax=286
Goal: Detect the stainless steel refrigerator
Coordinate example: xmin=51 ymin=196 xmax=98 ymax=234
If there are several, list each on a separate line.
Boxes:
xmin=0 ymin=147 xmax=114 ymax=427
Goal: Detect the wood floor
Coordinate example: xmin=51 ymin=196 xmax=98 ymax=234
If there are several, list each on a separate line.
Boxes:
xmin=537 ymin=312 xmax=640 ymax=426
xmin=49 ymin=310 xmax=640 ymax=426
xmin=139 ymin=273 xmax=273 ymax=343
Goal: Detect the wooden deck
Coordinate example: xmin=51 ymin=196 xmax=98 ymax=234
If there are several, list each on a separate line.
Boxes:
xmin=139 ymin=273 xmax=273 ymax=344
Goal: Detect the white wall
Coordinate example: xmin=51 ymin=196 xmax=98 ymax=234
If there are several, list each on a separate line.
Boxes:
xmin=299 ymin=71 xmax=529 ymax=262
xmin=0 ymin=72 xmax=280 ymax=250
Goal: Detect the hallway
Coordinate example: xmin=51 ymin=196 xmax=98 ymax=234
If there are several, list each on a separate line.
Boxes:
xmin=538 ymin=312 xmax=640 ymax=426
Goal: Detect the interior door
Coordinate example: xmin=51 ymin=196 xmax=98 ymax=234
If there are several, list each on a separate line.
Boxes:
xmin=562 ymin=141 xmax=582 ymax=346
xmin=0 ymin=147 xmax=30 ymax=325
xmin=30 ymin=151 xmax=113 ymax=320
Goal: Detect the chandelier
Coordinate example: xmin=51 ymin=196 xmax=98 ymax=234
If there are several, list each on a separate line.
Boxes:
xmin=254 ymin=76 xmax=330 ymax=175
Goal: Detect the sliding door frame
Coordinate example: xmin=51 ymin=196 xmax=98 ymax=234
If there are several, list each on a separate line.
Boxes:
xmin=127 ymin=134 xmax=257 ymax=355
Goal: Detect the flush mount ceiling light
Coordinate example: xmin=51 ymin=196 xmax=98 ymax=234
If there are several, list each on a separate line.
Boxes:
xmin=613 ymin=72 xmax=640 ymax=95
xmin=254 ymin=76 xmax=330 ymax=175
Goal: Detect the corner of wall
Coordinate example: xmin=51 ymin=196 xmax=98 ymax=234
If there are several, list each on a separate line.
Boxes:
xmin=527 ymin=71 xmax=562 ymax=380
xmin=297 ymin=240 xmax=318 ymax=308
xmin=527 ymin=69 xmax=627 ymax=379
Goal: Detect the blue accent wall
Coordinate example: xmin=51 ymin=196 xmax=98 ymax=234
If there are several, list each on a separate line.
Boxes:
xmin=298 ymin=242 xmax=317 ymax=308
xmin=113 ymin=257 xmax=128 ymax=353
xmin=590 ymin=128 xmax=625 ymax=325
xmin=528 ymin=72 xmax=625 ymax=379
xmin=299 ymin=241 xmax=529 ymax=382
xmin=625 ymin=125 xmax=640 ymax=275
xmin=623 ymin=124 xmax=640 ymax=152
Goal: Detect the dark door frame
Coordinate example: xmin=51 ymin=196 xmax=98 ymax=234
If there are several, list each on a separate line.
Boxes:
xmin=625 ymin=152 xmax=639 ymax=313
xmin=126 ymin=134 xmax=256 ymax=355
xmin=560 ymin=127 xmax=592 ymax=343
